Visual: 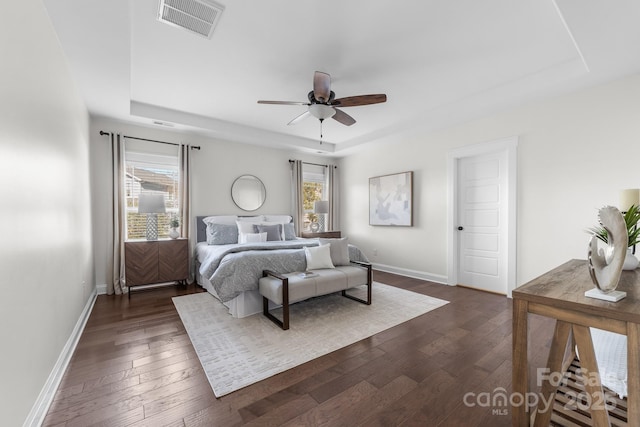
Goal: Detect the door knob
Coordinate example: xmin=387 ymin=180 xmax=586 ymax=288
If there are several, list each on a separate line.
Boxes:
xmin=457 ymin=226 xmax=464 ymax=231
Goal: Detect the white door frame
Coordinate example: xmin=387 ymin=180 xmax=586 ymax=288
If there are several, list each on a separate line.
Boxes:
xmin=447 ymin=136 xmax=518 ymax=297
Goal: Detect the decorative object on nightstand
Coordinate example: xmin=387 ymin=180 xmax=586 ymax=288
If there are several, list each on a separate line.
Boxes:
xmin=138 ymin=193 xmax=166 ymax=240
xmin=169 ymin=216 xmax=180 ymax=239
xmin=313 ymin=200 xmax=329 ymax=232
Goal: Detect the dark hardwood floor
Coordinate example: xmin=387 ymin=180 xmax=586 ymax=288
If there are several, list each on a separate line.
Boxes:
xmin=43 ymin=272 xmax=557 ymax=426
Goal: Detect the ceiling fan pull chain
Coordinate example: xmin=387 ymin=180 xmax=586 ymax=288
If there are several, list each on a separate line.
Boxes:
xmin=319 ymin=118 xmax=324 ymax=144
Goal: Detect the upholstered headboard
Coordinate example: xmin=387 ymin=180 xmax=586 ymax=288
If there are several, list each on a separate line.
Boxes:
xmin=195 ymin=216 xmax=209 ymax=243
xmin=195 ymin=215 xmax=294 ymax=243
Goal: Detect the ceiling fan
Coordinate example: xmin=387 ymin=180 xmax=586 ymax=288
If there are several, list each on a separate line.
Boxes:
xmin=257 ymin=71 xmax=387 ymax=128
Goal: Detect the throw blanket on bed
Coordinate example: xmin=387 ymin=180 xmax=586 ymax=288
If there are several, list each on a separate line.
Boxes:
xmin=197 ymin=241 xmax=369 ymax=302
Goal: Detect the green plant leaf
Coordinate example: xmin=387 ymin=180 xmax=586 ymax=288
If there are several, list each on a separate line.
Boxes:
xmin=585 ymin=204 xmax=640 ymax=247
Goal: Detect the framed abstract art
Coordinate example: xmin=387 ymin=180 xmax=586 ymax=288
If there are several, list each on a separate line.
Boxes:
xmin=369 ymin=171 xmax=413 ymax=226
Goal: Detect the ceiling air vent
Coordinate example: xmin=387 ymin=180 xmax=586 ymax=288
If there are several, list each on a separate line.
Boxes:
xmin=158 ymin=0 xmax=224 ymax=39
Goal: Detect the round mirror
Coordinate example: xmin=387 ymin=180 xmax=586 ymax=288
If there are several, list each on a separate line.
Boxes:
xmin=231 ymin=175 xmax=266 ymax=211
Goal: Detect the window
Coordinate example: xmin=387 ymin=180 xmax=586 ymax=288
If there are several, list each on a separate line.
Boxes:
xmin=302 ymin=164 xmax=328 ymax=231
xmin=124 ymin=150 xmax=179 ymax=240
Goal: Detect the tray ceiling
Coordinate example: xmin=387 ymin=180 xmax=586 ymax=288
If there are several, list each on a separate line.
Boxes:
xmin=43 ymin=0 xmax=640 ymax=155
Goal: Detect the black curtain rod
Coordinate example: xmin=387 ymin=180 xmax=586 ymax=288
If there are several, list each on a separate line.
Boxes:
xmin=99 ymin=131 xmax=201 ymax=150
xmin=289 ymin=159 xmax=337 ymax=168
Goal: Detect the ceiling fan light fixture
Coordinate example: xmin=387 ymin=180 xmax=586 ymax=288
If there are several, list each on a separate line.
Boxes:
xmin=309 ymin=104 xmax=335 ymax=120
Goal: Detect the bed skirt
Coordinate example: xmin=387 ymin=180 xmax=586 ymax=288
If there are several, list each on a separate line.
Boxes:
xmin=195 ymin=269 xmax=278 ymax=318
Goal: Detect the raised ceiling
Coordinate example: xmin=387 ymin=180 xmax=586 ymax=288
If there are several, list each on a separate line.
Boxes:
xmin=43 ymin=0 xmax=640 ymax=155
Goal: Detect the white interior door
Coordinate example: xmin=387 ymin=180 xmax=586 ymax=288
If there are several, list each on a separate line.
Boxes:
xmin=456 ymin=151 xmax=508 ymax=294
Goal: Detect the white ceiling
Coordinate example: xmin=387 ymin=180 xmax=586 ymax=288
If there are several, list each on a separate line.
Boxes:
xmin=43 ymin=0 xmax=640 ymax=155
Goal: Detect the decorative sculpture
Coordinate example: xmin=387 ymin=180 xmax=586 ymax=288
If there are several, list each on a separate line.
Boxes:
xmin=587 ymin=206 xmax=627 ymax=301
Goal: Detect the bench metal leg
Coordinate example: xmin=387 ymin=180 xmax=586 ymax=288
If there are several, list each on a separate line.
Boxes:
xmin=342 ymin=282 xmax=372 ymax=305
xmin=262 ymin=271 xmax=289 ymax=330
xmin=342 ymin=261 xmax=372 ymax=305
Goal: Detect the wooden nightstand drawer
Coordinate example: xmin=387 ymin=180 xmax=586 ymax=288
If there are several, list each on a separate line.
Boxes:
xmin=158 ymin=239 xmax=188 ymax=282
xmin=124 ymin=241 xmax=158 ymax=285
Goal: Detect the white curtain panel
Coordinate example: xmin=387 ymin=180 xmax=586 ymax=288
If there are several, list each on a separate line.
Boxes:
xmin=110 ymin=133 xmax=127 ymax=295
xmin=179 ymin=144 xmax=194 ymax=282
xmin=328 ymin=165 xmax=339 ymax=231
xmin=290 ymin=160 xmax=304 ymax=235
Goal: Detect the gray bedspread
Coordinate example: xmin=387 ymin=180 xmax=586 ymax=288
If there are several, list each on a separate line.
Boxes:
xmin=196 ymin=240 xmax=369 ymax=302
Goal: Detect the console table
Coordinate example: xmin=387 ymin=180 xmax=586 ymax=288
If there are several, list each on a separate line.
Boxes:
xmin=512 ymin=259 xmax=640 ymax=426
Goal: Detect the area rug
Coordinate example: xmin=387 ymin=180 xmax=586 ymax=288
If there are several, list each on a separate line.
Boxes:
xmin=172 ymin=283 xmax=448 ymax=397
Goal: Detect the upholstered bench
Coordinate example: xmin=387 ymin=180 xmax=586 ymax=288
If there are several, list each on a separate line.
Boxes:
xmin=259 ymin=261 xmax=372 ymax=330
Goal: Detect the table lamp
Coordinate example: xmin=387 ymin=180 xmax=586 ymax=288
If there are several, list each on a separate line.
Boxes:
xmin=620 ymin=189 xmax=640 ymax=213
xmin=314 ymin=200 xmax=329 ymax=232
xmin=138 ymin=193 xmax=166 ymax=240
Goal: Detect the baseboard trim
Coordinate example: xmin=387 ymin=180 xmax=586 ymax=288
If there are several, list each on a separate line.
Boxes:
xmin=372 ymin=262 xmax=449 ymax=285
xmin=96 ymin=283 xmax=107 ymax=295
xmin=23 ymin=288 xmax=97 ymax=427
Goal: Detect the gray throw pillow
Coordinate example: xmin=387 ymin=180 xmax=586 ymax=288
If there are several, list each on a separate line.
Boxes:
xmin=207 ymin=223 xmax=238 ymax=245
xmin=283 ymin=222 xmax=296 ymax=240
xmin=254 ymin=224 xmax=283 ymax=241
xmin=318 ymin=237 xmax=350 ymax=266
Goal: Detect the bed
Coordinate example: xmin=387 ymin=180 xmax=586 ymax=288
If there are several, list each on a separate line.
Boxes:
xmin=194 ymin=215 xmax=369 ymax=318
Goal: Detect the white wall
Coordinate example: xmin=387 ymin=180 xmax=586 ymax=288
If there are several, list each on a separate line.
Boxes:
xmin=90 ymin=117 xmax=331 ymax=290
xmin=340 ymin=73 xmax=640 ymax=286
xmin=0 ymin=1 xmax=93 ymax=425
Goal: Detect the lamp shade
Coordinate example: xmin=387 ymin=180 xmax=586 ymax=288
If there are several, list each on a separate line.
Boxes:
xmin=138 ymin=193 xmax=166 ymax=214
xmin=620 ymin=189 xmax=640 ymax=212
xmin=314 ymin=200 xmax=329 ymax=214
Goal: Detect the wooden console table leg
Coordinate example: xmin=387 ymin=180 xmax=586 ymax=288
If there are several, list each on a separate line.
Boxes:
xmin=512 ymin=299 xmax=529 ymax=427
xmin=532 ymin=320 xmax=571 ymax=427
xmin=628 ymin=322 xmax=640 ymax=424
xmin=572 ymin=324 xmax=611 ymax=427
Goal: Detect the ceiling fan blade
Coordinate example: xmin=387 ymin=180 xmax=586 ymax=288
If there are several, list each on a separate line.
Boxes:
xmin=258 ymin=100 xmax=310 ymax=105
xmin=313 ymin=71 xmax=331 ymax=103
xmin=332 ymin=94 xmax=387 ymax=107
xmin=287 ymin=110 xmax=311 ymax=125
xmin=332 ymin=108 xmax=356 ymax=126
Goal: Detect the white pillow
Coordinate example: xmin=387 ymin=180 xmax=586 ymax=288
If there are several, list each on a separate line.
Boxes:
xmin=305 ymin=244 xmax=335 ymax=270
xmin=237 ymin=215 xmax=263 ymax=222
xmin=240 ymin=232 xmax=267 ymax=244
xmin=263 ymin=215 xmax=292 ymax=223
xmin=203 ymin=215 xmax=238 ymax=225
xmin=236 ymin=220 xmax=258 ymax=235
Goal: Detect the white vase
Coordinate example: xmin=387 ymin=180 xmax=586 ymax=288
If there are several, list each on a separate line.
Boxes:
xmin=623 ymin=248 xmax=639 ymax=270
xmin=169 ymin=227 xmax=180 ymax=239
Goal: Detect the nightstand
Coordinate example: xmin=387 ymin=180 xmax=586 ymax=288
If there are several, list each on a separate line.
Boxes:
xmin=301 ymin=231 xmax=342 ymax=238
xmin=124 ymin=238 xmax=188 ymax=298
